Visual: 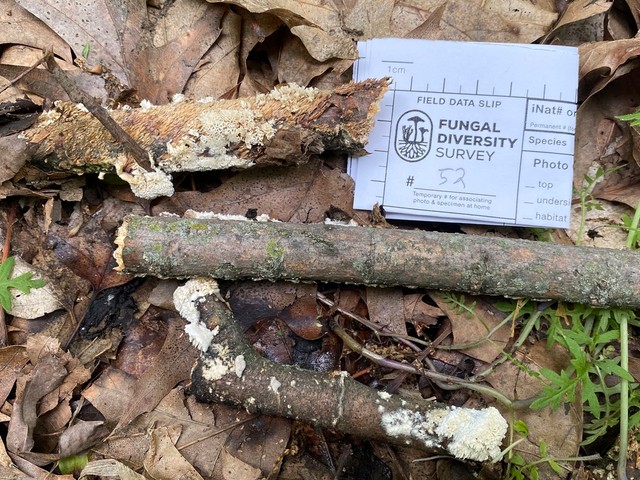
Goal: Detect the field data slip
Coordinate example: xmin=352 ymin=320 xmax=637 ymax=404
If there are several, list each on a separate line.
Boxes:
xmin=348 ymin=39 xmax=579 ymax=228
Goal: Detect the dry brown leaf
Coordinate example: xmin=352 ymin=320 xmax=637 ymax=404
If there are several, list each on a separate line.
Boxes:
xmin=403 ymin=3 xmax=447 ymax=39
xmin=129 ymin=0 xmax=227 ymax=103
xmin=430 ymin=293 xmax=510 ymax=364
xmin=25 ymin=334 xmax=61 ymax=364
xmin=184 ymin=9 xmax=242 ymax=100
xmin=114 ymin=318 xmax=199 ymax=432
xmin=342 ymin=0 xmax=395 ymax=38
xmin=1 ymin=44 xmax=47 ymax=68
xmin=277 ymin=34 xmax=331 ymax=86
xmin=114 ymin=308 xmax=171 ymax=378
xmin=15 ymin=0 xmax=142 ymax=84
xmin=579 ymin=38 xmax=640 ymax=98
xmin=0 ymin=134 xmax=34 ymax=184
xmin=551 ymin=12 xmax=606 ymax=45
xmin=574 ymin=69 xmax=640 ymax=189
xmin=81 ymin=367 xmax=136 ymax=424
xmin=36 ymin=401 xmax=73 ymax=454
xmin=290 ymin=25 xmax=357 ymax=62
xmin=624 ymin=0 xmax=640 ymax=29
xmin=80 ymin=459 xmax=146 ymax=480
xmin=229 ymin=281 xmax=323 ymax=341
xmin=148 ymin=279 xmax=180 ymax=311
xmin=0 ymin=345 xmax=28 ymax=406
xmin=593 ymin=175 xmax=640 ymax=209
xmin=7 ymin=336 xmax=91 ymax=454
xmin=47 ymin=201 xmax=137 ymax=291
xmin=0 ymin=63 xmax=107 ymax=103
xmin=25 ymin=336 xmax=91 ymax=416
xmin=221 ymin=447 xmax=262 ymax=480
xmin=235 ymin=9 xmax=282 ymax=97
xmin=0 ymin=431 xmax=17 ymax=467
xmin=277 ymin=285 xmax=323 ymax=341
xmin=6 ymin=354 xmax=67 ymax=453
xmin=153 ymin=163 xmax=362 ymax=224
xmin=87 ymin=384 xmax=250 ymax=476
xmin=144 ymin=425 xmax=204 ymax=480
xmin=0 ymin=0 xmax=71 ymax=61
xmin=58 ymin=420 xmax=107 ymax=457
xmin=403 ymin=293 xmax=440 ymax=330
xmin=366 ymin=287 xmax=407 ymax=336
xmin=224 ymin=416 xmax=291 ymax=478
xmin=219 ymin=0 xmax=357 ymax=62
xmin=546 ymin=0 xmax=612 ymax=41
xmin=607 ymin=6 xmax=636 ymax=40
xmin=0 ymin=439 xmax=25 ymax=479
xmin=390 ymin=0 xmax=556 ymax=43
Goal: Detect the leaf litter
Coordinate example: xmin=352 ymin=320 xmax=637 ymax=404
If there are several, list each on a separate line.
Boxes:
xmin=0 ymin=0 xmax=639 ymax=478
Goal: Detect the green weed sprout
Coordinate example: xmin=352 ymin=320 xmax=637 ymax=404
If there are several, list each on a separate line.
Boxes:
xmin=0 ymin=256 xmax=46 ymax=312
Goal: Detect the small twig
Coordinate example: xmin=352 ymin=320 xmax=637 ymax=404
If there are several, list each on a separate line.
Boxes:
xmin=0 ymin=202 xmax=17 ymax=345
xmin=330 ymin=321 xmax=523 ymax=409
xmin=316 ymin=292 xmax=428 ymax=350
xmin=320 ymin=292 xmax=538 ymax=409
xmin=176 ymin=415 xmax=257 ymax=451
xmin=44 ymin=52 xmax=153 ymax=172
xmin=0 ymin=52 xmax=50 ymax=95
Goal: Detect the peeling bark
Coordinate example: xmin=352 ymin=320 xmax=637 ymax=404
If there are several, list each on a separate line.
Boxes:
xmin=190 ymin=292 xmax=507 ymax=461
xmin=114 ymin=216 xmax=640 ymax=308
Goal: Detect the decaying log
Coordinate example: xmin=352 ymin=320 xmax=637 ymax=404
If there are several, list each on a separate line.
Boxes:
xmin=185 ymin=279 xmax=507 ymax=462
xmin=114 ymin=216 xmax=640 ymax=308
xmin=21 ymin=78 xmax=388 ymax=198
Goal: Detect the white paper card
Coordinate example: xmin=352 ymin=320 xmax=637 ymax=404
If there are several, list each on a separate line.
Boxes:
xmin=349 ymin=39 xmax=579 ymax=228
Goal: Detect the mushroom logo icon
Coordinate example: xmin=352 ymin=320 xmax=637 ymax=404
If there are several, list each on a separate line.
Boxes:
xmin=394 ymin=110 xmax=432 ymax=162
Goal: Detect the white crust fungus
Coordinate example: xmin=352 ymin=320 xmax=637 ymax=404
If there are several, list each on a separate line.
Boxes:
xmin=140 ymin=99 xmax=155 ymax=110
xmin=184 ymin=322 xmax=216 ymax=353
xmin=183 ymin=210 xmax=279 ymax=222
xmin=234 ymin=355 xmax=246 ymax=378
xmin=254 ymin=83 xmax=319 ymax=112
xmin=201 ymin=344 xmax=232 ymax=380
xmin=114 ymin=155 xmax=174 ymax=199
xmin=107 ymin=85 xmax=326 ymax=199
xmin=377 ymin=391 xmax=392 ymax=401
xmin=381 ymin=406 xmax=507 ymax=462
xmin=173 ymin=277 xmax=222 ymax=352
xmin=162 ymin=108 xmax=274 ymax=173
xmin=270 ymin=377 xmax=281 ymax=393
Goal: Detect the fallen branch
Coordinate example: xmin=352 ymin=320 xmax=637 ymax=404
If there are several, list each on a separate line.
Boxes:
xmin=114 ymin=216 xmax=640 ymax=308
xmin=21 ymin=78 xmax=388 ymax=198
xmin=184 ymin=279 xmax=507 ymax=462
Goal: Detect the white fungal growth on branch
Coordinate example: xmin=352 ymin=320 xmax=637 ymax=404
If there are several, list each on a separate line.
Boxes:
xmin=381 ymin=406 xmax=507 ymax=462
xmin=161 ymin=108 xmax=275 ymax=173
xmin=173 ymin=277 xmax=222 ymax=352
xmin=234 ymin=355 xmax=246 ymax=378
xmin=183 ymin=210 xmax=279 ymax=222
xmin=254 ymin=83 xmax=319 ymax=112
xmin=270 ymin=377 xmax=281 ymax=393
xmin=114 ymin=155 xmax=174 ymax=199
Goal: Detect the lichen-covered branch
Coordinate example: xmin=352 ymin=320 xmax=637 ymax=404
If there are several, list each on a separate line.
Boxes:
xmin=186 ymin=280 xmax=507 ymax=461
xmin=114 ymin=216 xmax=640 ymax=308
xmin=22 ymin=78 xmax=388 ymax=198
